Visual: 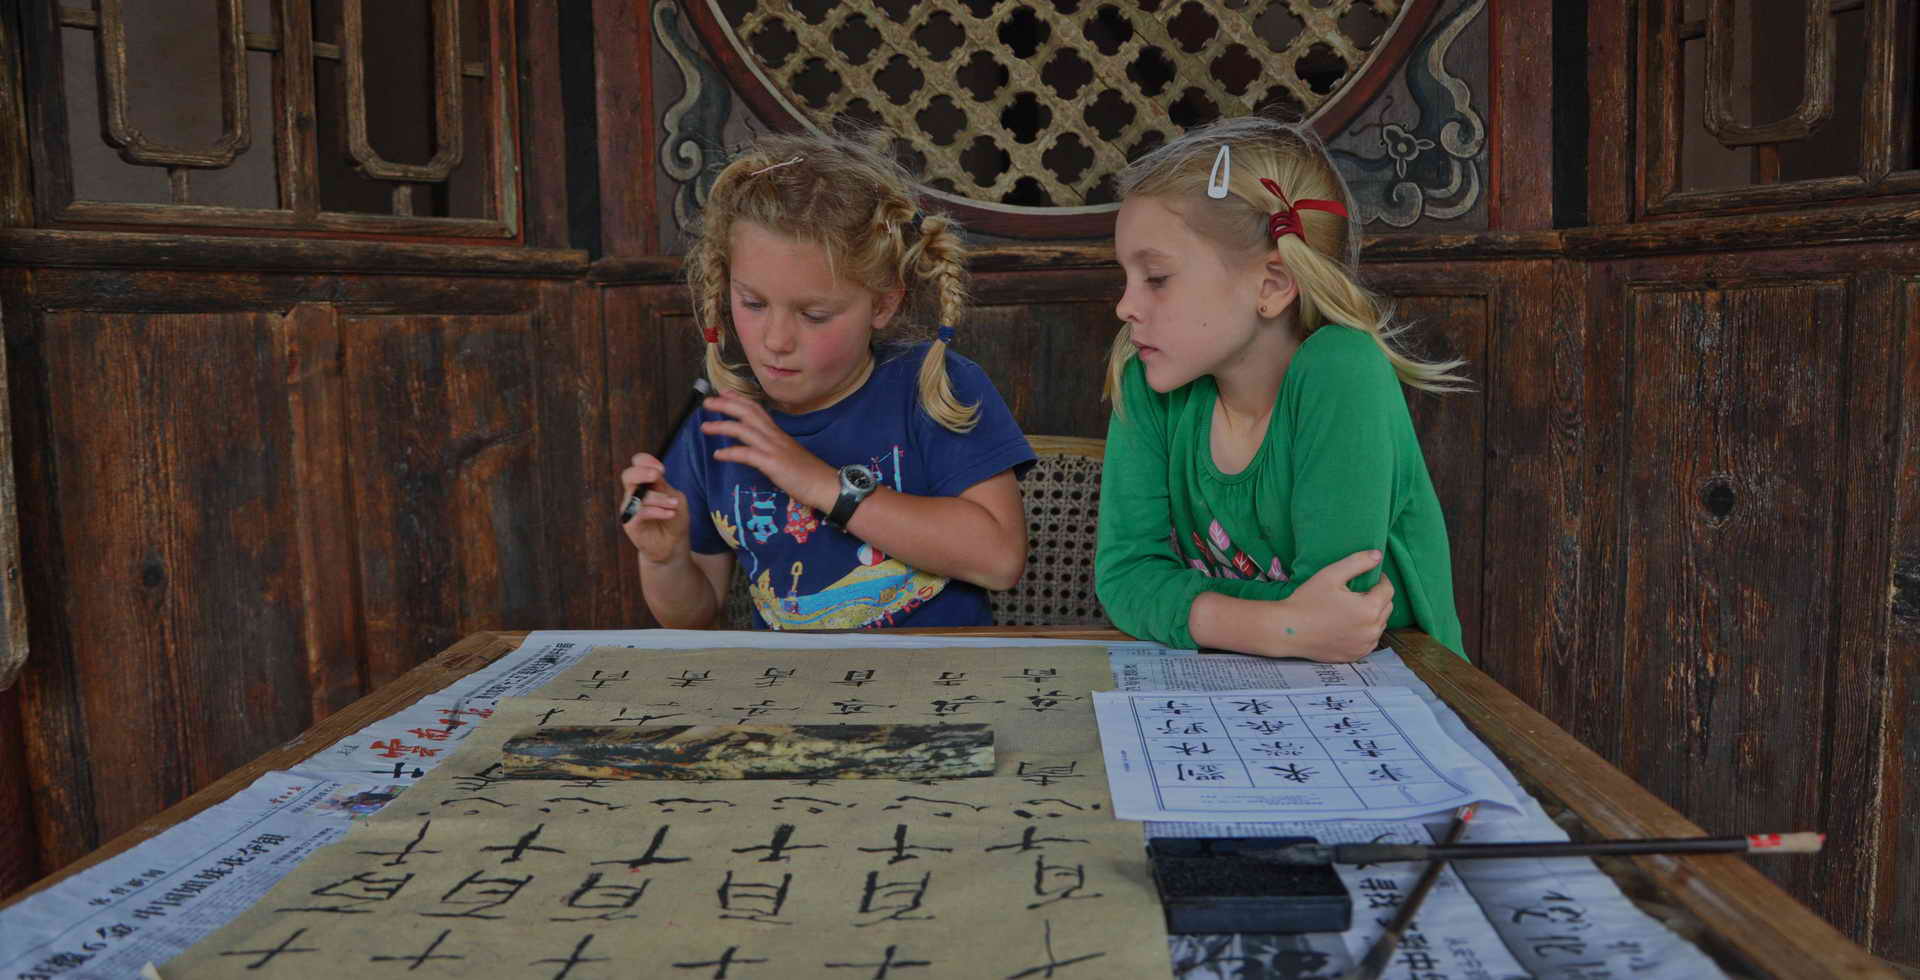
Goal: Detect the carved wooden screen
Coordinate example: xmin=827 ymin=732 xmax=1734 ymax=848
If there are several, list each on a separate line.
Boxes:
xmin=683 ymin=0 xmax=1440 ymax=237
xmin=17 ymin=0 xmax=519 ymax=238
xmin=1644 ymin=0 xmax=1918 ymax=214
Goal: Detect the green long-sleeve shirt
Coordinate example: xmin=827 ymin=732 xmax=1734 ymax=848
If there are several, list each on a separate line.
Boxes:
xmin=1095 ymin=324 xmax=1465 ymax=656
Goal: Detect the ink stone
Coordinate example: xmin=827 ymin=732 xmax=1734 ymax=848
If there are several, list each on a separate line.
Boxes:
xmin=1148 ymin=837 xmax=1352 ymax=935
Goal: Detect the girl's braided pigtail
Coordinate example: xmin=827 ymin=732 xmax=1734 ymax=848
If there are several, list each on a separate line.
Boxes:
xmin=685 ymin=224 xmax=758 ymax=400
xmin=904 ymin=212 xmax=979 ymax=432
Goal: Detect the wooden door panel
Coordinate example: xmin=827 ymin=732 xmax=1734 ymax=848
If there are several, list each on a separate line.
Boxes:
xmin=1881 ymin=276 xmax=1920 ymax=962
xmin=1386 ymin=293 xmax=1488 ymax=664
xmin=971 ymin=268 xmax=1126 ymax=440
xmin=1620 ymin=278 xmax=1850 ymax=921
xmin=602 ymin=284 xmax=707 ymax=627
xmin=33 ymin=309 xmax=311 ymax=855
xmin=343 ymin=312 xmax=546 ymax=687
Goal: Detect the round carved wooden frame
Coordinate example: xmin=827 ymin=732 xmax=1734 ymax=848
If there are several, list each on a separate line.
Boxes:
xmin=681 ymin=0 xmax=1442 ymax=238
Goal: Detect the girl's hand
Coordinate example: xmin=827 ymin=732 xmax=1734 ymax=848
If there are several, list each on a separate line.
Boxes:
xmin=619 ymin=452 xmax=691 ymax=564
xmin=1263 ymin=550 xmax=1395 ymax=662
xmin=699 ymin=392 xmax=839 ymax=511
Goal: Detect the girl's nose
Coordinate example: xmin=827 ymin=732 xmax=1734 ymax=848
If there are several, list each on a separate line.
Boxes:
xmin=1115 ymin=284 xmax=1140 ymax=325
xmin=762 ymin=312 xmax=799 ymax=353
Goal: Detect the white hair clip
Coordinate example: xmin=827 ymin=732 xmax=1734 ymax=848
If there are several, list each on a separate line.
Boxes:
xmin=1206 ymin=145 xmax=1231 ymax=199
xmin=748 ymin=155 xmax=802 ymax=177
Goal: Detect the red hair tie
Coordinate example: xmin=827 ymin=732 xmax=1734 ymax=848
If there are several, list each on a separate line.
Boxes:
xmin=702 ymin=326 xmax=719 ymax=344
xmin=1259 ymin=177 xmax=1348 ymax=241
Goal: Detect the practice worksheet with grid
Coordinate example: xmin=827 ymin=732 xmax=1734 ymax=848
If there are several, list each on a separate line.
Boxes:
xmin=1094 ymin=687 xmax=1518 ymax=821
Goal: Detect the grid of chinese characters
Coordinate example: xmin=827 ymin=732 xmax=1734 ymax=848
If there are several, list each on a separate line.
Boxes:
xmin=1132 ymin=692 xmax=1467 ymax=809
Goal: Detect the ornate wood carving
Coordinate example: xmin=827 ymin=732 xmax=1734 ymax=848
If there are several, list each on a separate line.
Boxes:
xmin=679 ymin=0 xmax=1441 ymax=237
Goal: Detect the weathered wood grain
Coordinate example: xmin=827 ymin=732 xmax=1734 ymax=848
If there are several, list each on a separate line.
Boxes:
xmin=0 ymin=686 xmax=37 ymax=899
xmin=1579 ymin=242 xmax=1920 ymax=964
xmin=344 ymin=311 xmax=545 ymax=685
xmin=0 ymin=0 xmax=32 ymax=227
xmin=1879 ymin=277 xmax=1920 ymax=965
xmin=1584 ymin=4 xmax=1633 ymax=225
xmin=591 ymin=0 xmax=656 ymax=256
xmin=0 ymin=229 xmax=587 ymax=277
xmin=1357 ymin=271 xmax=1491 ymax=664
xmin=1623 ymin=280 xmax=1848 ymax=923
xmin=19 ymin=310 xmax=313 ymax=865
xmin=1 ymin=631 xmax=520 ymax=907
xmin=1491 ymin=0 xmax=1556 ymax=230
xmin=517 ymin=0 xmax=572 ymax=250
xmin=279 ymin=304 xmax=364 ymax=721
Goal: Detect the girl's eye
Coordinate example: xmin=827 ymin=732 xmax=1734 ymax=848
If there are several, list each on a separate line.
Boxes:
xmin=802 ymin=311 xmax=831 ymax=324
xmin=1145 ymin=275 xmax=1169 ymax=289
xmin=739 ymin=298 xmax=766 ymax=311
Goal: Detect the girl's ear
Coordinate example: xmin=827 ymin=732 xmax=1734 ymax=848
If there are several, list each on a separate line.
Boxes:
xmin=1257 ymin=257 xmax=1299 ymax=320
xmin=871 ymin=288 xmax=907 ymax=330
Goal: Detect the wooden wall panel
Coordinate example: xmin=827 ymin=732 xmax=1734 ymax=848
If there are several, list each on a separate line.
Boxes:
xmin=1618 ymin=284 xmax=1847 ymax=918
xmin=1482 ymin=261 xmax=1591 ymax=748
xmin=530 ymin=283 xmax=620 ymax=629
xmin=345 ymin=312 xmax=540 ymax=684
xmin=2 ymin=265 xmax=601 ymax=869
xmin=602 ymin=284 xmax=706 ymax=627
xmin=0 ymin=686 xmax=38 ymax=896
xmin=343 ymin=297 xmax=609 ymax=685
xmin=1381 ymin=290 xmax=1488 ymax=664
xmin=1880 ymin=277 xmax=1920 ymax=965
xmin=23 ymin=310 xmax=312 ymax=863
xmin=1581 ymin=244 xmax=1920 ymax=958
xmin=969 ymin=267 xmax=1126 ymax=441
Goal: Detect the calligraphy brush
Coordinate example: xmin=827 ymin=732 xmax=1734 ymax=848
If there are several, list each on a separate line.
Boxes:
xmin=1240 ymin=831 xmax=1823 ymax=866
xmin=619 ymin=378 xmax=715 ymax=525
xmin=1343 ymin=804 xmax=1476 ymax=980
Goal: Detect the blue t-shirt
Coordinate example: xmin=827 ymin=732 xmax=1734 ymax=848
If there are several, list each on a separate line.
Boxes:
xmin=664 ymin=342 xmax=1035 ymax=629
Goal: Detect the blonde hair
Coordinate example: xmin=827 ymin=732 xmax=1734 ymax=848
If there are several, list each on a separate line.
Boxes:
xmin=1103 ymin=115 xmax=1469 ymax=404
xmin=685 ymin=131 xmax=979 ymax=431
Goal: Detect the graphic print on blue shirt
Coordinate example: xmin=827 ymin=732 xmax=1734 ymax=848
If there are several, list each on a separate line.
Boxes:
xmin=660 ymin=342 xmax=1036 ymax=630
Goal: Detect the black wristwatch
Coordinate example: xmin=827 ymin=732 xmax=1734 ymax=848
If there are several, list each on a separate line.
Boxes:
xmin=827 ymin=464 xmax=879 ymax=529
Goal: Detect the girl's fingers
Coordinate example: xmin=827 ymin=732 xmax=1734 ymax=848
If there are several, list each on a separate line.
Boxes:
xmin=706 ymin=392 xmax=771 ymax=422
xmin=1308 ymin=549 xmax=1384 ymax=587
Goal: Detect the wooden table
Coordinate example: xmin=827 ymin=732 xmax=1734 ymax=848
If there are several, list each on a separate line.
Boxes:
xmin=5 ymin=628 xmax=1897 ymax=979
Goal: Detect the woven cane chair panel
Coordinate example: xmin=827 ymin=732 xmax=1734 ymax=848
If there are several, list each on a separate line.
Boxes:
xmin=688 ymin=0 xmax=1440 ymax=236
xmin=992 ymin=437 xmax=1108 ymax=627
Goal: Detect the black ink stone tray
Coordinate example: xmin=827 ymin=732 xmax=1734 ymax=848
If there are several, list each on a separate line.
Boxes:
xmin=1148 ymin=836 xmax=1353 ymax=935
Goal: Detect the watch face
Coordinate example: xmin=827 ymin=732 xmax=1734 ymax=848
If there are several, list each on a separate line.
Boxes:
xmin=844 ymin=465 xmax=878 ymax=492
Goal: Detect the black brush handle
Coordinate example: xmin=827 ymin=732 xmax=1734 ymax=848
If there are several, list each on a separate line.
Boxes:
xmin=619 ymin=378 xmax=715 ymax=525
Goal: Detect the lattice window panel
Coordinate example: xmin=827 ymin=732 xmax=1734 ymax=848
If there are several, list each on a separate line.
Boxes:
xmin=1650 ymin=0 xmax=1919 ymax=214
xmin=693 ymin=0 xmax=1432 ymax=235
xmin=16 ymin=0 xmax=519 ymax=237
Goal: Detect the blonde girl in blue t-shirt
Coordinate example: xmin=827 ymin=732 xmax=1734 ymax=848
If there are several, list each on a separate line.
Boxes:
xmin=620 ymin=132 xmax=1034 ymax=630
xmin=1097 ymin=115 xmax=1471 ymax=661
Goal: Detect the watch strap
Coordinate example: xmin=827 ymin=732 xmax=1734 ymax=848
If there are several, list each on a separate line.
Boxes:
xmin=828 ymin=485 xmax=863 ymax=529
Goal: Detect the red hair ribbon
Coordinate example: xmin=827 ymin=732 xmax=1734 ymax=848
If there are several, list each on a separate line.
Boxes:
xmin=702 ymin=327 xmax=719 ymax=344
xmin=1260 ymin=177 xmax=1348 ymax=241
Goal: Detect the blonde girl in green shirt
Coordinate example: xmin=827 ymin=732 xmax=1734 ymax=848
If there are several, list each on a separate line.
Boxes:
xmin=1095 ymin=115 xmax=1470 ymax=661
